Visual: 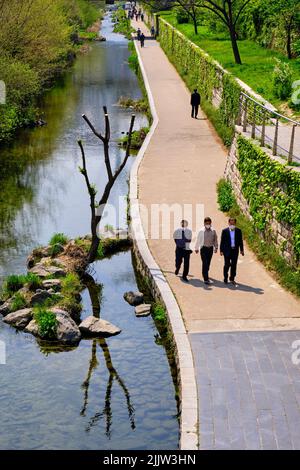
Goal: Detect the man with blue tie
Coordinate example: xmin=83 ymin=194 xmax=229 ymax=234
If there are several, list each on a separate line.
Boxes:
xmin=220 ymin=218 xmax=244 ymax=285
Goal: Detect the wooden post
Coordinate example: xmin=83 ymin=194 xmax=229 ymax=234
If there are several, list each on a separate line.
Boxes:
xmin=251 ymin=104 xmax=257 ymax=139
xmin=237 ymin=94 xmax=243 ymax=126
xmin=288 ymin=125 xmax=297 ymax=164
xmin=273 ymin=118 xmax=279 ymax=156
xmin=261 ymin=111 xmax=266 ymax=147
xmin=243 ymin=98 xmax=248 ymax=132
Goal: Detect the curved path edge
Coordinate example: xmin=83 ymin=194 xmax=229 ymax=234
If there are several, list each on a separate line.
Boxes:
xmin=129 ymin=38 xmax=199 ymax=450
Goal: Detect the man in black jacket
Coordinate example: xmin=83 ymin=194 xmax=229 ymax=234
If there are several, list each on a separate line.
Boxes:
xmin=190 ymin=89 xmax=201 ymax=118
xmin=220 ymin=218 xmax=244 ymax=285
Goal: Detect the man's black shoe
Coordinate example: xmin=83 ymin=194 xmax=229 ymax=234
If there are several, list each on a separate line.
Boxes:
xmin=204 ymin=280 xmax=210 ymax=285
xmin=224 ymin=279 xmax=228 ymax=284
xmin=182 ymin=277 xmax=189 ymax=282
xmin=230 ymin=280 xmax=237 ymax=286
xmin=175 ymin=268 xmax=179 ymax=275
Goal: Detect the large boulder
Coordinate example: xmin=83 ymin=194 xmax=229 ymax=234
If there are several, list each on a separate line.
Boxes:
xmin=0 ymin=300 xmax=12 ymax=316
xmin=30 ymin=290 xmax=52 ymax=306
xmin=29 ymin=263 xmax=66 ymax=278
xmin=123 ymin=291 xmax=144 ymax=306
xmin=79 ymin=316 xmax=121 ymax=337
xmin=135 ymin=304 xmax=152 ymax=317
xmin=24 ymin=319 xmax=39 ymax=336
xmin=42 ymin=279 xmax=62 ymax=290
xmin=3 ymin=308 xmax=33 ymax=329
xmin=53 ymin=308 xmax=81 ymax=344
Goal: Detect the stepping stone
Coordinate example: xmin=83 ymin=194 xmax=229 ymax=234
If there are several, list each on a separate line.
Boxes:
xmin=135 ymin=304 xmax=151 ymax=317
xmin=124 ymin=291 xmax=144 ymax=306
xmin=79 ymin=315 xmax=121 ymax=337
xmin=3 ymin=308 xmax=33 ymax=329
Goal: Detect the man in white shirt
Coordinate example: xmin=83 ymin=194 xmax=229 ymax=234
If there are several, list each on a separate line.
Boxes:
xmin=195 ymin=217 xmax=218 ymax=285
xmin=173 ymin=220 xmax=192 ymax=282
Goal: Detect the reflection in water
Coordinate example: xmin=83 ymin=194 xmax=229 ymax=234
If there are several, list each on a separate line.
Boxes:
xmin=82 ymin=339 xmax=135 ymax=438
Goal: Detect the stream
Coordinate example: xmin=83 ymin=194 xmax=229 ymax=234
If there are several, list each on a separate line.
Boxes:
xmin=0 ymin=13 xmax=179 ymax=450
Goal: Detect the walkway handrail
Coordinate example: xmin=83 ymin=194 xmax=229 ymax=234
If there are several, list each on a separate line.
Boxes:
xmin=237 ymin=91 xmax=300 ymax=163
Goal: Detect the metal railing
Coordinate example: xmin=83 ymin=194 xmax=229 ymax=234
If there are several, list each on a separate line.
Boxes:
xmin=237 ymin=92 xmax=300 ymax=164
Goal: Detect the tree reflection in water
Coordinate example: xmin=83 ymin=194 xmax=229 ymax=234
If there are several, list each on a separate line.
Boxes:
xmin=80 ymin=272 xmax=135 ymax=438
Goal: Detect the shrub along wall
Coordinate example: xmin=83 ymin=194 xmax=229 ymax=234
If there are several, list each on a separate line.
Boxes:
xmin=225 ymin=132 xmax=300 ymax=266
xmin=158 ymin=17 xmax=242 ymax=146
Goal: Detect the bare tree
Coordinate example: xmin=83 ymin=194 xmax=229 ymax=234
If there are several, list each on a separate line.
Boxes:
xmin=78 ymin=106 xmax=135 ymax=264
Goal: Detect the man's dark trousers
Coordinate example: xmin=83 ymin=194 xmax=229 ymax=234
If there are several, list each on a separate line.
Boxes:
xmin=191 ymin=105 xmax=199 ymax=118
xmin=224 ymin=247 xmax=239 ymax=281
xmin=175 ymin=247 xmax=190 ymax=278
xmin=200 ymin=246 xmax=213 ymax=281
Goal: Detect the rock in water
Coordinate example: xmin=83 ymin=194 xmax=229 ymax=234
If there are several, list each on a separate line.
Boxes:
xmin=30 ymin=290 xmax=52 ymax=306
xmin=52 ymin=309 xmax=81 ymax=344
xmin=29 ymin=264 xmax=66 ymax=278
xmin=3 ymin=308 xmax=33 ymax=329
xmin=135 ymin=304 xmax=152 ymax=317
xmin=123 ymin=291 xmax=144 ymax=306
xmin=0 ymin=300 xmax=12 ymax=316
xmin=24 ymin=319 xmax=39 ymax=336
xmin=79 ymin=316 xmax=121 ymax=337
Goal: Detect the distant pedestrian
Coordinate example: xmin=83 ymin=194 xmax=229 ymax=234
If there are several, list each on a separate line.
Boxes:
xmin=220 ymin=218 xmax=244 ymax=285
xmin=173 ymin=220 xmax=192 ymax=282
xmin=136 ymin=13 xmax=138 ymax=21
xmin=140 ymin=32 xmax=145 ymax=47
xmin=190 ymin=88 xmax=201 ymax=119
xmin=195 ymin=217 xmax=218 ymax=285
xmin=141 ymin=13 xmax=144 ymax=22
xmin=151 ymin=25 xmax=155 ymax=37
xmin=137 ymin=28 xmax=141 ymax=40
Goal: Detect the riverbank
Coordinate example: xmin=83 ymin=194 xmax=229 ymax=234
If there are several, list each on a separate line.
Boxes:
xmin=0 ymin=0 xmax=104 ymax=143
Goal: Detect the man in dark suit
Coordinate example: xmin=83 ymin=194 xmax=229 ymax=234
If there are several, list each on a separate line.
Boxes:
xmin=190 ymin=89 xmax=201 ymax=119
xmin=220 ymin=218 xmax=244 ymax=285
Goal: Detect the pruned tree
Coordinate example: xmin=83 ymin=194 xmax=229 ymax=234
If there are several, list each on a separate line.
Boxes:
xmin=78 ymin=106 xmax=135 ymax=264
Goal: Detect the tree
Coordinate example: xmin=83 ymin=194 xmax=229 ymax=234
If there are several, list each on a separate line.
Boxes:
xmin=78 ymin=107 xmax=135 ymax=264
xmin=275 ymin=0 xmax=300 ymax=59
xmin=197 ymin=0 xmax=253 ymax=64
xmin=175 ymin=0 xmax=201 ymax=35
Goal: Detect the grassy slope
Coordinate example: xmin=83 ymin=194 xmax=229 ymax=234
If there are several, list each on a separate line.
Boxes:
xmin=160 ymin=12 xmax=300 ymax=114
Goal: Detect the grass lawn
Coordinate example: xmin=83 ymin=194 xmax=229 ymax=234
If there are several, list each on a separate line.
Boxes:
xmin=160 ymin=12 xmax=300 ymax=116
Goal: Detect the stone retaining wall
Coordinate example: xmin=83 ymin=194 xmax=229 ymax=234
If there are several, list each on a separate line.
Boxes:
xmin=225 ymin=129 xmax=296 ymax=264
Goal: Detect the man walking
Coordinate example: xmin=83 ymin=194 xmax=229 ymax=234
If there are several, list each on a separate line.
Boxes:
xmin=173 ymin=220 xmax=192 ymax=282
xmin=140 ymin=32 xmax=145 ymax=48
xmin=195 ymin=217 xmax=218 ymax=285
xmin=191 ymin=88 xmax=201 ymax=118
xmin=220 ymin=218 xmax=244 ymax=285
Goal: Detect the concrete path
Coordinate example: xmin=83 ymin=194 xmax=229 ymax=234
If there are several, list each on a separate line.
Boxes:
xmin=131 ymin=19 xmax=300 ymax=449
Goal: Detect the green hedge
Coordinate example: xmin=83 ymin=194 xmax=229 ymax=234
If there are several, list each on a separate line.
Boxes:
xmin=158 ymin=17 xmax=241 ymax=146
xmin=236 ymin=135 xmax=300 ymax=261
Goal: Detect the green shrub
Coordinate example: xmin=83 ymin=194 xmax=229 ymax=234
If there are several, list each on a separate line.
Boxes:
xmin=272 ymin=59 xmax=293 ymax=100
xmin=49 ymin=233 xmax=69 ymax=246
xmin=33 ymin=307 xmax=58 ymax=339
xmin=59 ymin=297 xmax=82 ymax=318
xmin=61 ymin=272 xmax=82 ymax=297
xmin=25 ymin=273 xmax=42 ymax=291
xmin=11 ymin=293 xmax=27 ymax=311
xmin=217 ymin=179 xmax=235 ymax=212
xmin=152 ymin=302 xmax=167 ymax=323
xmin=3 ymin=274 xmax=26 ymax=295
xmin=120 ymin=127 xmax=149 ymax=149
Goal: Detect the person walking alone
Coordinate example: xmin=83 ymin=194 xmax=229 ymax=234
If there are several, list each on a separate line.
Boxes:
xmin=191 ymin=88 xmax=201 ymax=119
xmin=220 ymin=218 xmax=244 ymax=285
xmin=195 ymin=217 xmax=218 ymax=285
xmin=140 ymin=32 xmax=145 ymax=48
xmin=173 ymin=220 xmax=192 ymax=282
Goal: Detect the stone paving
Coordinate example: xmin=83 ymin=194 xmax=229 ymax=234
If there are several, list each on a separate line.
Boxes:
xmin=131 ymin=18 xmax=300 ymax=449
xmin=190 ymin=331 xmax=300 ymax=449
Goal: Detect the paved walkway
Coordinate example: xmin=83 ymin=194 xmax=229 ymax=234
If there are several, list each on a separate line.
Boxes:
xmin=132 ymin=19 xmax=300 ymax=449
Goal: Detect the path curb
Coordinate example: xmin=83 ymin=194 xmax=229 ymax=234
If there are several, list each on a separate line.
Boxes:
xmin=129 ymin=37 xmax=199 ymax=450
